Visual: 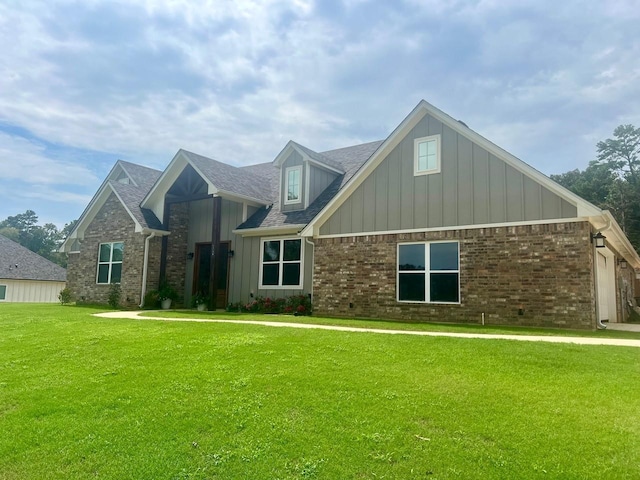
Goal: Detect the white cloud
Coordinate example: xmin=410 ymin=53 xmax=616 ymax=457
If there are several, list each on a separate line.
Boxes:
xmin=0 ymin=132 xmax=99 ymax=186
xmin=0 ymin=0 xmax=639 ymax=227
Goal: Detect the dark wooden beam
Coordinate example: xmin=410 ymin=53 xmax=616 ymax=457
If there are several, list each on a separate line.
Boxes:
xmin=209 ymin=195 xmax=222 ymax=310
xmin=159 ymin=201 xmax=170 ymax=283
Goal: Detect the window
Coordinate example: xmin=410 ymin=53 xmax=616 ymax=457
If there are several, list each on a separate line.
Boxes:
xmin=97 ymin=242 xmax=124 ymax=284
xmin=284 ymin=166 xmax=302 ymax=204
xmin=0 ymin=285 xmax=6 ymax=300
xmin=414 ymin=134 xmax=441 ymax=175
xmin=259 ymin=238 xmax=303 ymax=288
xmin=397 ymin=241 xmax=459 ymax=303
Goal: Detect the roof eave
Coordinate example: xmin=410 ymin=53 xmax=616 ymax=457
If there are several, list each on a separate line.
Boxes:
xmin=232 ymin=225 xmax=306 ymax=237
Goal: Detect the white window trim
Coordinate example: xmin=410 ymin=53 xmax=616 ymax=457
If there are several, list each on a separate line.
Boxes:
xmin=96 ymin=241 xmax=124 ymax=284
xmin=396 ymin=240 xmax=460 ymax=304
xmin=414 ymin=134 xmax=441 ymax=176
xmin=284 ymin=165 xmax=303 ymax=205
xmin=258 ymin=237 xmax=304 ymax=289
xmin=0 ymin=284 xmax=6 ymax=301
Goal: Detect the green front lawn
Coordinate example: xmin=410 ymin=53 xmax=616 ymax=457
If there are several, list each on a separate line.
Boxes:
xmin=142 ymin=308 xmax=640 ymax=340
xmin=1 ymin=304 xmax=639 ymax=479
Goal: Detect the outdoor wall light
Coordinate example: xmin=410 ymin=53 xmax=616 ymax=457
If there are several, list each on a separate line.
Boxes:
xmin=618 ymin=258 xmax=628 ymax=269
xmin=228 ymin=250 xmax=235 ymax=258
xmin=591 ymin=232 xmax=606 ymax=248
xmin=187 ymin=252 xmax=194 ymax=260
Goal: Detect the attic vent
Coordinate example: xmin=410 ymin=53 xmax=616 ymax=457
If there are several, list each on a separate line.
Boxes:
xmin=117 ymin=177 xmax=130 ymax=184
xmin=457 ymin=119 xmax=469 ymax=128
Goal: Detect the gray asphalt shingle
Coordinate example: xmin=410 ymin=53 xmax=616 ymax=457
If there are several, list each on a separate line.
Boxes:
xmin=0 ymin=234 xmax=66 ymax=282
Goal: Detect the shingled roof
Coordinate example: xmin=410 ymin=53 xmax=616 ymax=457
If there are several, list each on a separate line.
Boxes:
xmin=0 ymin=235 xmax=66 ymax=282
xmin=237 ymin=140 xmax=384 ymax=229
xmin=181 ymin=150 xmax=274 ymax=203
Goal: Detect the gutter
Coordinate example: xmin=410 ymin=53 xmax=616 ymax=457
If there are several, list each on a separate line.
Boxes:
xmin=592 ymin=216 xmax=611 ymax=330
xmin=305 ymin=237 xmax=315 ymax=302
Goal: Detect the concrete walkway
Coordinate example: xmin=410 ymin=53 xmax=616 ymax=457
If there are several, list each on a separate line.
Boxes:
xmin=94 ymin=311 xmax=640 ymax=348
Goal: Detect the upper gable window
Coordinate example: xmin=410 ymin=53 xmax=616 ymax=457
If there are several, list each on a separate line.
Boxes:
xmin=284 ymin=166 xmax=302 ymax=205
xmin=414 ymin=134 xmax=441 ymax=176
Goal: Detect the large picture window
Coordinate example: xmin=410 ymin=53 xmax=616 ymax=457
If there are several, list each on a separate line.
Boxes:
xmin=397 ymin=241 xmax=459 ymax=303
xmin=97 ymin=242 xmax=123 ymax=284
xmin=259 ymin=238 xmax=303 ymax=288
xmin=284 ymin=166 xmax=302 ymax=204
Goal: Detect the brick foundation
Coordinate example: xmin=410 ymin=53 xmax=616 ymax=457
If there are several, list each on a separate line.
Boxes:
xmin=313 ymin=222 xmax=597 ymax=329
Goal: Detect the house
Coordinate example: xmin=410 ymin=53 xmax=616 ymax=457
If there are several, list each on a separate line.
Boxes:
xmin=61 ymin=100 xmax=640 ymax=329
xmin=0 ymin=234 xmax=66 ymax=302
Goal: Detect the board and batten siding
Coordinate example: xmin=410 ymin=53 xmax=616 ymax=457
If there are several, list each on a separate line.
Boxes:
xmin=186 ymin=198 xmax=312 ymax=305
xmin=308 ymin=164 xmax=338 ymax=206
xmin=0 ymin=279 xmax=66 ymax=302
xmin=320 ymin=113 xmax=577 ymax=236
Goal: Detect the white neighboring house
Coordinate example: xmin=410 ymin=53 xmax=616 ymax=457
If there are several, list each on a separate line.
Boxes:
xmin=0 ymin=234 xmax=66 ymax=302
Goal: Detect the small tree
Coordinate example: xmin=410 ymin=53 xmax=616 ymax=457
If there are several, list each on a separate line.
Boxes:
xmin=108 ymin=283 xmax=121 ymax=309
xmin=58 ymin=287 xmax=72 ymax=305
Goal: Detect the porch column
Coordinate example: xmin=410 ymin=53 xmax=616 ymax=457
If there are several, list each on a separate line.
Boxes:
xmin=209 ymin=195 xmax=222 ymax=310
xmin=159 ymin=201 xmax=170 ymax=282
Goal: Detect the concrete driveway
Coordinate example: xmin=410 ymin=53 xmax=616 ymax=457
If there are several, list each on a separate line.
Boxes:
xmin=94 ymin=311 xmax=640 ymax=348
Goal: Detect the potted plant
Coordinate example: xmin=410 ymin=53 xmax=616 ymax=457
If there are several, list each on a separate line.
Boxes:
xmin=158 ymin=282 xmax=178 ymax=309
xmin=192 ymin=292 xmax=209 ymax=311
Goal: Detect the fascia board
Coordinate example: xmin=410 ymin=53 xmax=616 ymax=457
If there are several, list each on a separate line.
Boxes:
xmin=232 ymin=225 xmax=305 ymax=237
xmin=109 ymin=188 xmax=144 ymax=233
xmin=59 ymin=183 xmax=114 ymax=251
xmin=302 ymin=99 xmax=603 ymax=237
xmin=214 ymin=190 xmax=269 ymax=207
xmin=300 ymin=101 xmax=426 ymax=237
xmin=140 ymin=150 xmax=190 ymax=219
xmin=306 ymin=157 xmax=344 ymax=174
xmin=599 ymin=211 xmax=640 ymax=268
xmin=59 ymin=183 xmax=140 ymax=251
xmin=61 ymin=160 xmax=130 ymax=250
xmin=272 ymin=142 xmax=297 ymax=167
xmin=417 ymin=100 xmax=603 ymax=218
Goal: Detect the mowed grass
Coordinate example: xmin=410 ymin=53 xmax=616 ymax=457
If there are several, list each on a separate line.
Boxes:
xmin=0 ymin=305 xmax=638 ymax=479
xmin=143 ymin=309 xmax=640 ymax=340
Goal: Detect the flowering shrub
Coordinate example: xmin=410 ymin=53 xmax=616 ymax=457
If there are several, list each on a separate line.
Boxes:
xmin=226 ymin=294 xmax=312 ymax=315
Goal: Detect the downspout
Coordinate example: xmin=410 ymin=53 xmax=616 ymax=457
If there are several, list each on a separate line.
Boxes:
xmin=139 ymin=232 xmax=156 ymax=308
xmin=593 ymin=216 xmax=611 ymax=329
xmin=305 ymin=237 xmax=315 ymax=303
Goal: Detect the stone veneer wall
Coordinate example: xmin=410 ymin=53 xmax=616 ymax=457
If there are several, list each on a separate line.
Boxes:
xmin=164 ymin=202 xmax=189 ymax=299
xmin=313 ymin=221 xmax=596 ymax=329
xmin=66 ymin=193 xmax=149 ymax=306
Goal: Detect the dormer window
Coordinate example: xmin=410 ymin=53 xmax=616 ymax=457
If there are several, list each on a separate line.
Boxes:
xmin=414 ymin=134 xmax=441 ymax=176
xmin=285 ymin=166 xmax=302 ymax=204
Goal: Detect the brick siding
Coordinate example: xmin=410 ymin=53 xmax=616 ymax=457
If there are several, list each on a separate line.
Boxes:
xmin=313 ymin=222 xmax=597 ymax=329
xmin=66 ymin=193 xmax=154 ymax=306
xmin=164 ymin=202 xmax=189 ymax=299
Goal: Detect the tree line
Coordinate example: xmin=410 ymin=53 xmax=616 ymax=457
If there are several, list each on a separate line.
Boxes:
xmin=0 ymin=210 xmax=76 ymax=268
xmin=551 ymin=124 xmax=640 ymax=251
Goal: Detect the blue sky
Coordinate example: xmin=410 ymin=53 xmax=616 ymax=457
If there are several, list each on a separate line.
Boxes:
xmin=0 ymin=0 xmax=638 ymax=228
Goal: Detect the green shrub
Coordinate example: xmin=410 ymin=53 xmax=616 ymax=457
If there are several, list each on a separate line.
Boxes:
xmin=143 ymin=290 xmax=160 ymax=309
xmin=58 ymin=287 xmax=73 ymax=305
xmin=108 ymin=283 xmax=121 ymax=309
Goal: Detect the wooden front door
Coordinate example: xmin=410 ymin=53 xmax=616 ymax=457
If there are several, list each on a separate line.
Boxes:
xmin=193 ymin=241 xmax=230 ymax=308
